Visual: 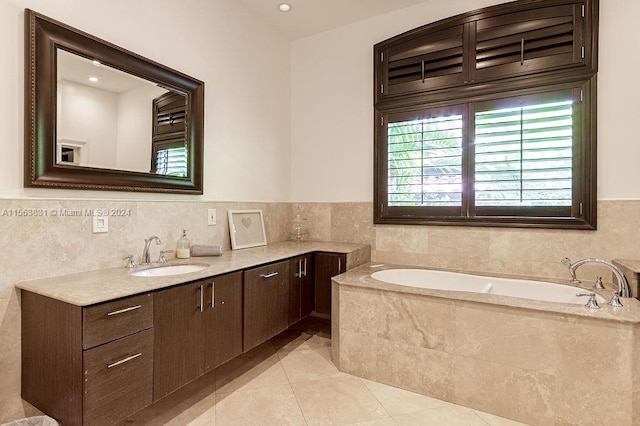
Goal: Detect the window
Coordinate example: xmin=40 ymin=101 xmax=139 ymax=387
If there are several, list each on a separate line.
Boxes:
xmin=374 ymin=0 xmax=598 ymax=229
xmin=152 ymin=142 xmax=188 ymax=177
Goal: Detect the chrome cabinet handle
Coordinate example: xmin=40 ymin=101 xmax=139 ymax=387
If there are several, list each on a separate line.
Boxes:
xmin=338 ymin=258 xmax=342 ymax=273
xmin=296 ymin=260 xmax=302 ymax=278
xmin=211 ymin=282 xmax=215 ymax=309
xmin=260 ymin=272 xmax=278 ymax=279
xmin=107 ymin=305 xmax=142 ymax=316
xmin=107 ymin=352 xmax=142 ymax=368
xmin=303 ymin=258 xmax=308 ymax=277
xmin=198 ymin=284 xmax=204 ymax=312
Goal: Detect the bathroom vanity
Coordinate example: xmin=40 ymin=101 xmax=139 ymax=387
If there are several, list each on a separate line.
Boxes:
xmin=18 ymin=241 xmax=370 ymax=426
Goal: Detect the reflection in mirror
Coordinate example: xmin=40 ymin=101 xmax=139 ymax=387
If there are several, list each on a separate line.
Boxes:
xmin=25 ymin=9 xmax=203 ymax=194
xmin=56 ymin=49 xmax=188 ymax=176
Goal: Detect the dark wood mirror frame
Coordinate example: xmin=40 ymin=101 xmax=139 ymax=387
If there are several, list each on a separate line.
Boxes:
xmin=24 ymin=9 xmax=204 ymax=194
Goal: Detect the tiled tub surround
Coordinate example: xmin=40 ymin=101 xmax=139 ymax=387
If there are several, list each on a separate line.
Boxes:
xmin=333 ymin=263 xmax=640 ymax=426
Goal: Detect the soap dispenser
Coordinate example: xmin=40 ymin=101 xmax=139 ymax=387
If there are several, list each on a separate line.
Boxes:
xmin=176 ymin=229 xmax=191 ymax=259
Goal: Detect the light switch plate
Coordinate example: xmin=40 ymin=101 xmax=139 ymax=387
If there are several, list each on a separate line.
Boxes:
xmin=92 ymin=215 xmax=108 ymax=233
xmin=208 ymin=209 xmax=216 ymax=226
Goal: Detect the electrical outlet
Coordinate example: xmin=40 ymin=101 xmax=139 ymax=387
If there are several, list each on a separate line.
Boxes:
xmin=208 ymin=209 xmax=216 ymax=226
xmin=92 ymin=215 xmax=108 ymax=233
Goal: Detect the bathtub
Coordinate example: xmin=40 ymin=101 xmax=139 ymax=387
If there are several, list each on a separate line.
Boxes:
xmin=371 ymin=268 xmax=606 ymax=305
xmin=333 ymin=264 xmax=640 ymax=425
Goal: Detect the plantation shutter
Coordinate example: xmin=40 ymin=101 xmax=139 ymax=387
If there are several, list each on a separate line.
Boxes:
xmin=474 ymin=94 xmax=574 ymax=211
xmin=153 ymin=141 xmax=188 ymax=177
xmin=473 ymin=3 xmax=585 ymax=80
xmin=380 ymin=24 xmax=464 ymax=99
xmin=386 ymin=109 xmax=464 ymax=208
xmin=151 ymin=91 xmax=188 ymax=177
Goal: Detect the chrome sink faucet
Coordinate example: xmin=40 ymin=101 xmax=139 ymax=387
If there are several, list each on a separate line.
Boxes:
xmin=142 ymin=236 xmax=162 ymax=265
xmin=562 ymin=257 xmax=631 ymax=298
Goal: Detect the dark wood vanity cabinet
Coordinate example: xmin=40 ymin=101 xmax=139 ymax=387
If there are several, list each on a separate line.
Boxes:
xmin=21 ymin=291 xmax=154 ymax=426
xmin=243 ymin=260 xmax=290 ymax=351
xmin=314 ymin=252 xmax=347 ymax=316
xmin=153 ymin=271 xmax=243 ymax=400
xmin=203 ymin=272 xmax=244 ymax=371
xmin=289 ymin=254 xmax=315 ymax=325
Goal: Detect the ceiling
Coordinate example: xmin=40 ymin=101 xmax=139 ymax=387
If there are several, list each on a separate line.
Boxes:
xmin=237 ymin=0 xmax=430 ymax=40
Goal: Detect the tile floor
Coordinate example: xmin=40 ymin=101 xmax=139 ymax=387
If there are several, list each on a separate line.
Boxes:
xmin=124 ymin=317 xmax=527 ymax=426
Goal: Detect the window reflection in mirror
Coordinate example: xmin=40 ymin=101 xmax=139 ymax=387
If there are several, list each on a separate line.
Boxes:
xmin=56 ymin=49 xmax=188 ymax=177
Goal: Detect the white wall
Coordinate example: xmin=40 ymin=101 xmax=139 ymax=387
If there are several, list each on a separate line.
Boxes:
xmin=0 ymin=0 xmax=291 ymax=201
xmin=116 ymin=84 xmax=167 ymax=173
xmin=59 ymin=80 xmax=118 ymax=168
xmin=290 ymin=0 xmax=640 ymax=202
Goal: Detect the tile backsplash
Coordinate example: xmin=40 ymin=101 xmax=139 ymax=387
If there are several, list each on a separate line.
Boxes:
xmin=2 ymin=198 xmax=640 ymax=420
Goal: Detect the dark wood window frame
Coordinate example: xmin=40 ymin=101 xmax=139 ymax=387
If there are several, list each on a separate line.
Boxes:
xmin=374 ymin=0 xmax=598 ymax=229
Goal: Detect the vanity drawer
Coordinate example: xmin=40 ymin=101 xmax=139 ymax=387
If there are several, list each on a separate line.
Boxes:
xmin=83 ymin=293 xmax=153 ymax=349
xmin=83 ymin=328 xmax=153 ymax=426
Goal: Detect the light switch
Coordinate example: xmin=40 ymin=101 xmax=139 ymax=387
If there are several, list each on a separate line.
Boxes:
xmin=93 ymin=215 xmax=108 ymax=233
xmin=208 ymin=209 xmax=216 ymax=226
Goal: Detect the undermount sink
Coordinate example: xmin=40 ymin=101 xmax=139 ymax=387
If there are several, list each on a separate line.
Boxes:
xmin=130 ymin=264 xmax=208 ymax=277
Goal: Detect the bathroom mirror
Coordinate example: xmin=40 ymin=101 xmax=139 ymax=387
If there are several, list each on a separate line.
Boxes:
xmin=25 ymin=9 xmax=204 ymax=193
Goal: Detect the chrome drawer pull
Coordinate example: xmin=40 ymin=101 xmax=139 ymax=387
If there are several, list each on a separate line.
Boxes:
xmin=107 ymin=352 xmax=142 ymax=368
xmin=260 ymin=272 xmax=278 ymax=279
xmin=107 ymin=305 xmax=142 ymax=316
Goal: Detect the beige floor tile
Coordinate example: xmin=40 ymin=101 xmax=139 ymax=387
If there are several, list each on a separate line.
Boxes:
xmin=125 ymin=372 xmax=217 ymax=425
xmin=215 ymin=342 xmax=289 ymax=394
xmin=292 ymin=376 xmax=389 ymax=425
xmin=393 ymin=405 xmax=489 ymax=426
xmin=361 ymin=379 xmax=449 ymax=416
xmin=279 ymin=346 xmax=348 ymax=382
xmin=272 ymin=331 xmax=332 ymax=355
xmin=215 ymin=384 xmax=306 ymax=425
xmin=346 ymin=417 xmax=397 ymax=426
xmin=474 ymin=410 xmax=529 ymax=426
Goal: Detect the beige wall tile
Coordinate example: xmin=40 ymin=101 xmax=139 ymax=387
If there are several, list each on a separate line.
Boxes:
xmin=338 ymin=286 xmax=382 ymax=337
xmin=292 ymin=203 xmax=331 ymax=241
xmin=338 ymin=330 xmax=378 ymax=381
xmin=553 ymin=377 xmax=632 ymax=426
xmin=454 ymin=304 xmax=559 ymax=374
xmin=331 ymin=202 xmax=375 ymax=245
xmin=556 ymin=317 xmax=634 ymax=391
xmin=379 ymin=292 xmax=455 ymax=353
xmin=376 ymin=339 xmax=455 ymax=402
xmin=376 ymin=225 xmax=429 ymax=254
xmin=453 ymin=356 xmax=555 ymax=425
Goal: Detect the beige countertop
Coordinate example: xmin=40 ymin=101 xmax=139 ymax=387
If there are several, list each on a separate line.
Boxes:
xmin=16 ymin=241 xmax=370 ymax=306
xmin=334 ymin=262 xmax=640 ymax=325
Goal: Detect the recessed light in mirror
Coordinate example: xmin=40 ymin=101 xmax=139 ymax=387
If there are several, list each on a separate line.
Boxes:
xmin=88 ymin=76 xmax=99 ymax=82
xmin=278 ymin=3 xmax=291 ymax=12
xmin=92 ymin=60 xmax=101 ymax=67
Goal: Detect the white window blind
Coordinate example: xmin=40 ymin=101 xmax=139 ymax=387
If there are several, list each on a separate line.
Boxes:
xmin=155 ymin=146 xmax=188 ymax=177
xmin=387 ymin=115 xmax=463 ymax=206
xmin=474 ymin=100 xmax=573 ymax=207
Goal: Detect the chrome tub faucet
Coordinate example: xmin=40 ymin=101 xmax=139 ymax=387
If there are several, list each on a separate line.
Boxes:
xmin=562 ymin=257 xmax=631 ymax=298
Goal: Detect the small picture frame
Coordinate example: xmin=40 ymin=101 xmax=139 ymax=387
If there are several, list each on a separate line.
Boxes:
xmin=228 ymin=210 xmax=267 ymax=250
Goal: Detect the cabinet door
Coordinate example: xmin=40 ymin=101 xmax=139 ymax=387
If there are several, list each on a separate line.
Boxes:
xmin=153 ymin=281 xmax=205 ymax=400
xmin=288 ymin=256 xmax=303 ymax=326
xmin=203 ymin=271 xmax=243 ymax=372
xmin=314 ymin=253 xmax=346 ymax=316
xmin=244 ymin=260 xmax=289 ymax=351
xmin=300 ymin=254 xmax=315 ymax=318
xmin=288 ymin=255 xmax=314 ymax=325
